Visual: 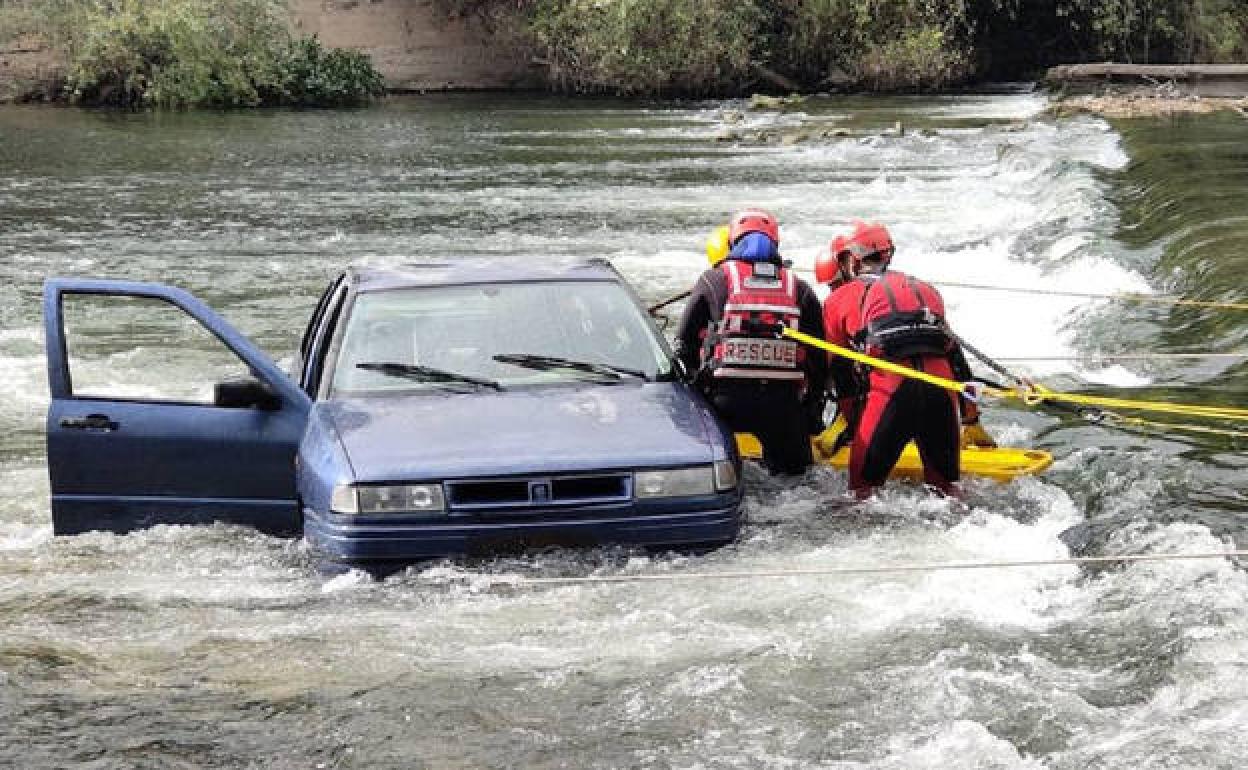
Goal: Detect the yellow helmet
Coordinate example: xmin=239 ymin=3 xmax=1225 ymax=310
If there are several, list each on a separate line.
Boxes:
xmin=705 ymin=225 xmax=731 ymax=267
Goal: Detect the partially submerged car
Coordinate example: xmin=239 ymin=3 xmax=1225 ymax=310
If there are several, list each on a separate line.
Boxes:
xmin=44 ymin=259 xmax=743 ymax=566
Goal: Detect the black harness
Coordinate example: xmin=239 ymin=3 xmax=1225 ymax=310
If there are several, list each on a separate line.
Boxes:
xmin=853 ymin=273 xmax=952 ymax=359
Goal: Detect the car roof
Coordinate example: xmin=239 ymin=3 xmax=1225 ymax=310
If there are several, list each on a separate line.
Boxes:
xmin=346 ymin=257 xmax=623 ymax=292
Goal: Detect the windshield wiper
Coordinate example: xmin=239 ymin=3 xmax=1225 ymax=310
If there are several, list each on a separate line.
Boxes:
xmin=356 ymin=362 xmax=503 ymax=391
xmin=492 ymin=353 xmax=649 ymax=382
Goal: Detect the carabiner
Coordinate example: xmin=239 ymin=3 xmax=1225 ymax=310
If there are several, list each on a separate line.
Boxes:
xmin=1021 ymin=383 xmax=1049 ymax=406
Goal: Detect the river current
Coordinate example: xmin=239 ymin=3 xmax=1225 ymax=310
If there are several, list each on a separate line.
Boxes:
xmin=1 ymin=93 xmax=1245 ymax=768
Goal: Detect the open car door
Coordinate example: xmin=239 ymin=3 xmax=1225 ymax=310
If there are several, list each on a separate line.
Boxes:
xmin=44 ymin=278 xmax=312 ymax=535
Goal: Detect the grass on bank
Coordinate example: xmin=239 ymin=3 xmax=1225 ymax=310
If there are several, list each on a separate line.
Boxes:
xmin=0 ymin=0 xmax=384 ymax=108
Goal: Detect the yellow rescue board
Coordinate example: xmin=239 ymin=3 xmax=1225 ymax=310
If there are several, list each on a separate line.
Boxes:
xmin=735 ymin=431 xmax=1053 ymax=482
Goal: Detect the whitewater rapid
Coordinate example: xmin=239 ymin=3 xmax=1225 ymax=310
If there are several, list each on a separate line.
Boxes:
xmin=0 ymin=92 xmax=1243 ymax=768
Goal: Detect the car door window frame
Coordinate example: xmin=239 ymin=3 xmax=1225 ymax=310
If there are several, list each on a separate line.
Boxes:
xmin=296 ymin=274 xmax=344 ymax=381
xmin=45 ymin=278 xmax=308 ymax=410
xmin=302 ymin=280 xmax=351 ymax=399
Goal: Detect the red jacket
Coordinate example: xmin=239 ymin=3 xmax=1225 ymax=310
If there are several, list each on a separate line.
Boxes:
xmin=822 ymin=270 xmax=972 ymax=400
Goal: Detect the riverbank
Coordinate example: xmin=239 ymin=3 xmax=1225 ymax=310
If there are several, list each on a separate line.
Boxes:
xmin=1052 ymin=93 xmax=1248 ymax=118
xmin=4 ymin=0 xmax=1245 ymax=104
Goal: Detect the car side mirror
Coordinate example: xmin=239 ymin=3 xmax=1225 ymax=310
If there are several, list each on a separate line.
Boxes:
xmin=214 ymin=377 xmax=281 ymax=410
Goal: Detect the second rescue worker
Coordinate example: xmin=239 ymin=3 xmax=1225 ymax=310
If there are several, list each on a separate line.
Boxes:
xmin=675 ymin=209 xmax=827 ymax=475
xmin=822 ymin=221 xmax=995 ymax=498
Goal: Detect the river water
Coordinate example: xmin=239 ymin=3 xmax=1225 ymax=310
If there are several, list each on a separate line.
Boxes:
xmin=1 ymin=94 xmax=1245 ymax=768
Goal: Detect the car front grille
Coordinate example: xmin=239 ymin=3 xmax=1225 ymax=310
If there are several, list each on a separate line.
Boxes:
xmin=445 ymin=473 xmax=631 ymax=511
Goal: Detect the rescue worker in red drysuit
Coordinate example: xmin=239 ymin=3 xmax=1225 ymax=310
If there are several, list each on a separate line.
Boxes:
xmin=814 ymin=234 xmax=859 ymax=293
xmin=820 ymin=221 xmax=995 ymax=498
xmin=809 ymin=234 xmax=865 ymax=453
xmin=675 ymin=209 xmax=828 ymax=475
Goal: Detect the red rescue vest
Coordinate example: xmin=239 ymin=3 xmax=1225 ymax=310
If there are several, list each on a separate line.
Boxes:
xmin=704 ymin=260 xmax=805 ymax=381
xmin=852 ymin=272 xmax=952 ymax=359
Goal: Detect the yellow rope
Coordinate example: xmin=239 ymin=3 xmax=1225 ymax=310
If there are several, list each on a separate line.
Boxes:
xmin=1101 ymin=413 xmax=1248 ymax=440
xmin=1013 ymin=382 xmax=1248 ymax=421
xmin=929 ymin=280 xmax=1248 ymax=311
xmin=780 ymin=327 xmax=1248 ymax=425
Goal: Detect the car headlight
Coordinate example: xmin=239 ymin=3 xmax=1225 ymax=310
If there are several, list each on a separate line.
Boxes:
xmin=713 ymin=459 xmax=738 ymax=492
xmin=634 ymin=466 xmax=715 ymax=498
xmin=331 ymin=483 xmax=446 ymax=514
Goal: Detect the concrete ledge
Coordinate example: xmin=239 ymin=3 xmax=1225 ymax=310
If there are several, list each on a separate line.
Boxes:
xmin=1046 ymin=63 xmax=1248 ymax=98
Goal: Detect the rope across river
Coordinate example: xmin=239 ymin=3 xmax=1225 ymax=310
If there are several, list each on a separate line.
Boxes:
xmin=928 ymin=279 xmax=1248 ymax=312
xmin=435 ymin=549 xmax=1248 ymax=587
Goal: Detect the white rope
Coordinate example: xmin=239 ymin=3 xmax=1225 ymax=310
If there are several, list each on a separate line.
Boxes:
xmin=789 ymin=268 xmax=1248 ymax=311
xmin=462 ymin=550 xmax=1248 ymax=587
xmin=994 ymin=352 xmax=1248 ymax=362
xmin=923 ymin=279 xmax=1248 ymax=311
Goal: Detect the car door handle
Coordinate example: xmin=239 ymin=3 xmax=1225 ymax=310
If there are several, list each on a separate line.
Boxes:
xmin=60 ymin=414 xmax=119 ymax=432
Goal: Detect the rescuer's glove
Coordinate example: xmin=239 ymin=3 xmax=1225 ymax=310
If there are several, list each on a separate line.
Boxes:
xmin=815 ymin=399 xmax=859 ymax=455
xmin=814 ymin=415 xmax=851 ymax=456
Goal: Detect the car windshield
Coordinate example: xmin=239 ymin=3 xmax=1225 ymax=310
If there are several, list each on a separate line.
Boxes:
xmin=330 ymin=280 xmax=674 ymax=395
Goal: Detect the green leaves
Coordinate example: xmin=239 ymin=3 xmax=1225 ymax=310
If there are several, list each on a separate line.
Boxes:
xmin=10 ymin=0 xmax=386 ymax=108
xmin=528 ymin=0 xmax=762 ymax=95
xmin=274 ymin=37 xmax=386 ymax=107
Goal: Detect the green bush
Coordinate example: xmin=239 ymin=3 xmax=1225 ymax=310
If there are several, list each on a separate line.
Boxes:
xmin=527 ymin=0 xmax=763 ymax=95
xmin=770 ymin=0 xmax=974 ymax=91
xmin=276 ymin=37 xmax=386 ymax=107
xmin=60 ymin=0 xmax=286 ymax=107
xmin=0 ymin=0 xmax=385 ymax=108
xmin=855 ymin=25 xmax=971 ymax=91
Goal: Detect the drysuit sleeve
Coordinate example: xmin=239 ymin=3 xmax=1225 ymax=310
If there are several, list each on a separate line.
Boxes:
xmin=821 ymin=285 xmax=865 ymax=402
xmin=673 ymin=270 xmax=722 ymax=380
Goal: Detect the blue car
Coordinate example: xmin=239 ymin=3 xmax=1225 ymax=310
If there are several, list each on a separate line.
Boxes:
xmin=44 ymin=259 xmax=743 ymax=566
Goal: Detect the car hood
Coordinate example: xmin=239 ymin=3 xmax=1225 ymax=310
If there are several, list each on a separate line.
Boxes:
xmin=323 ymin=382 xmax=718 ymax=482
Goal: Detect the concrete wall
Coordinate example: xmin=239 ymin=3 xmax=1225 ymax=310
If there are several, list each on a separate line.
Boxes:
xmin=291 ymin=0 xmax=537 ymax=91
xmin=0 ymin=36 xmax=60 ymax=102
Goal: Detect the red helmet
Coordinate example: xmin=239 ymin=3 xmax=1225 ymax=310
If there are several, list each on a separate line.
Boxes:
xmin=728 ymin=208 xmax=780 ymax=246
xmin=815 ymin=235 xmax=855 ymax=285
xmin=846 ymin=220 xmax=895 ymax=266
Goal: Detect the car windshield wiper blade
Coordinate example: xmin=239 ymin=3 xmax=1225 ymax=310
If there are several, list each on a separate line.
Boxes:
xmin=356 ymin=362 xmax=503 ymax=390
xmin=492 ymin=353 xmax=649 ymax=381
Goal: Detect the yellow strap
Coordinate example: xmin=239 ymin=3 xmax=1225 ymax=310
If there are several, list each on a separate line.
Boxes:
xmin=781 ymin=327 xmax=970 ymax=395
xmin=781 ymin=327 xmax=1248 ymax=424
